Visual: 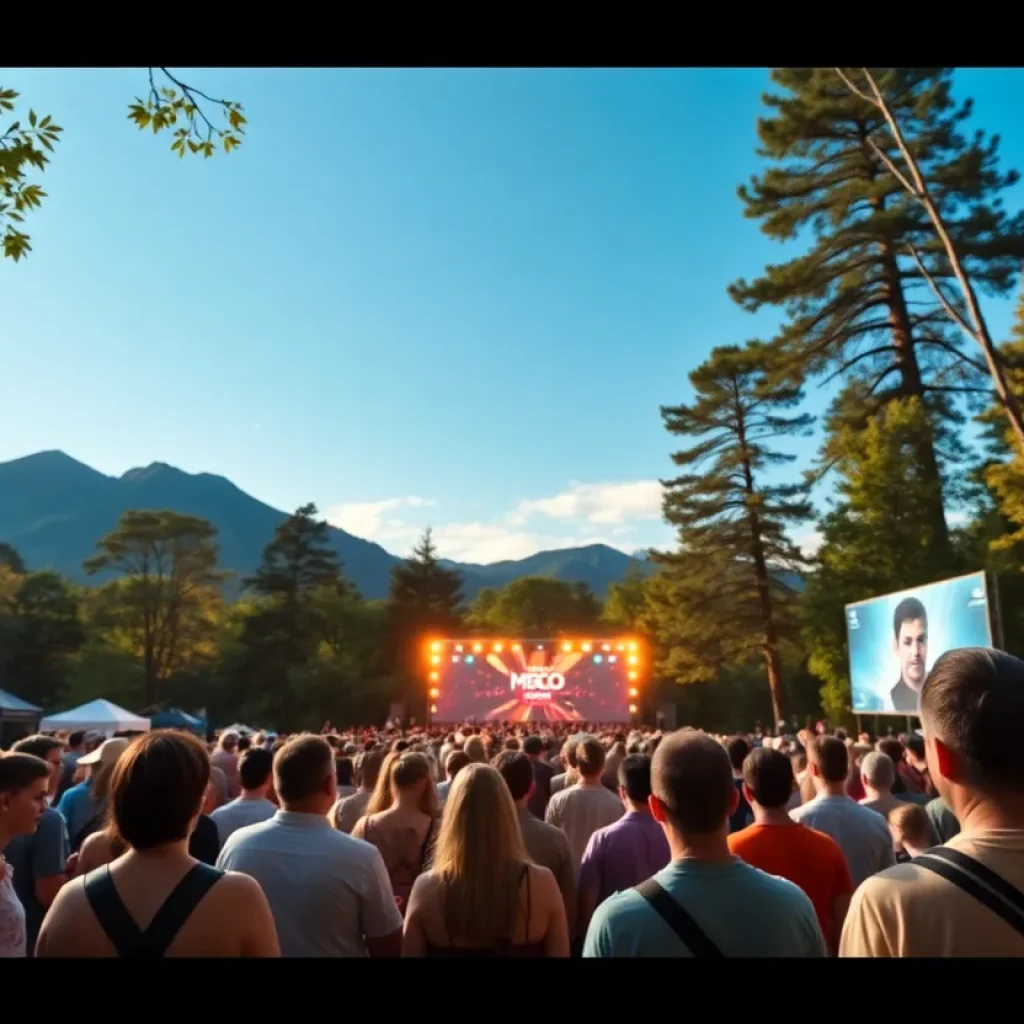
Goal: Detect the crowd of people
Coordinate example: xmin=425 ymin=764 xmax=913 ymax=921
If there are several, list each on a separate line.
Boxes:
xmin=1 ymin=644 xmax=1023 ymax=957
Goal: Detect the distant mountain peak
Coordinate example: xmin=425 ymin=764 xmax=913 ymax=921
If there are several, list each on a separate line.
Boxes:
xmin=6 ymin=449 xmax=102 ymax=475
xmin=121 ymin=461 xmax=179 ymax=483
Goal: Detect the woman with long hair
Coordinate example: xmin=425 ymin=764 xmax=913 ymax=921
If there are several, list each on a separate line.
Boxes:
xmin=364 ymin=749 xmax=400 ymax=816
xmin=402 ymin=763 xmax=569 ymax=957
xmin=352 ymin=751 xmax=438 ymax=914
xmin=36 ymin=731 xmax=279 ymax=957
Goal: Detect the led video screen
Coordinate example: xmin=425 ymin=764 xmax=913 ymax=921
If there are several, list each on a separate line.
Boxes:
xmin=846 ymin=571 xmax=993 ymax=716
xmin=429 ymin=639 xmax=640 ymax=724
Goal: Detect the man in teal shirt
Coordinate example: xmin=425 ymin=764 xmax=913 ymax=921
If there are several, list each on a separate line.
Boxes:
xmin=583 ymin=729 xmax=827 ymax=958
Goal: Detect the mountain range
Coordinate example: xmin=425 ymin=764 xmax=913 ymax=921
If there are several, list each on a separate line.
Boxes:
xmin=0 ymin=451 xmax=653 ymax=600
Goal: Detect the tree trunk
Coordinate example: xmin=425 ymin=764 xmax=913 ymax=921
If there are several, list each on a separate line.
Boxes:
xmin=875 ymin=223 xmax=952 ymax=559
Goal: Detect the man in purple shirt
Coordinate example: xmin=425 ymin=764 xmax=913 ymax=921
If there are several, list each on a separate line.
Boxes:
xmin=577 ymin=754 xmax=671 ymax=936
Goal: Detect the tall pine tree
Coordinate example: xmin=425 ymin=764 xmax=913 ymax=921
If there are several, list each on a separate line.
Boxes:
xmin=650 ymin=342 xmax=813 ymax=725
xmin=386 ymin=529 xmax=464 ymax=701
xmin=730 ymin=68 xmax=1024 ymax=557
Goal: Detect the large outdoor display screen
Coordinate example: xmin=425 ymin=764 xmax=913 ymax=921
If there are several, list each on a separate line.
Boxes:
xmin=846 ymin=571 xmax=993 ymax=716
xmin=428 ymin=639 xmax=641 ymax=724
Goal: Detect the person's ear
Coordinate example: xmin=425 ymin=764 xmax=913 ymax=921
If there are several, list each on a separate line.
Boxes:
xmin=742 ymin=782 xmax=756 ymax=807
xmin=649 ymin=793 xmax=667 ymax=824
xmin=728 ymin=783 xmax=740 ymax=816
xmin=932 ymin=736 xmax=960 ymax=783
xmin=809 ymin=761 xmax=821 ymax=779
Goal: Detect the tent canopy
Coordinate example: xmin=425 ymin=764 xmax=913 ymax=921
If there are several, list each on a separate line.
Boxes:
xmin=149 ymin=707 xmax=207 ymax=732
xmin=39 ymin=698 xmax=150 ymax=734
xmin=0 ymin=689 xmax=43 ymax=720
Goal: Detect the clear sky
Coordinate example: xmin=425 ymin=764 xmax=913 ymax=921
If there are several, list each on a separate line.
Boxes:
xmin=4 ymin=68 xmax=1023 ymax=563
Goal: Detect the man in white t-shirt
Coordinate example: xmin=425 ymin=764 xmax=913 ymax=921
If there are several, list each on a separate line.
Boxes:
xmin=210 ymin=747 xmax=277 ymax=846
xmin=791 ymin=736 xmax=895 ymax=888
xmin=218 ymin=735 xmax=402 ymax=957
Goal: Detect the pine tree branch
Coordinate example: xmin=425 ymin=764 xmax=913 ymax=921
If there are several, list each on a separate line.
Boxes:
xmin=905 ymin=244 xmax=975 ymax=339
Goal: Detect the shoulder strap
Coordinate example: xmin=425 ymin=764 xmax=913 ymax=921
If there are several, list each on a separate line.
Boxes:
xmin=419 ymin=818 xmax=436 ymax=868
xmin=914 ymin=847 xmax=1024 ymax=940
xmin=83 ymin=866 xmax=145 ymax=957
xmin=634 ymin=878 xmax=723 ymax=958
xmin=140 ymin=863 xmax=225 ymax=957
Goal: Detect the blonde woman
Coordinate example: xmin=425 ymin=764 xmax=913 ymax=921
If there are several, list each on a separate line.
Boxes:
xmin=363 ymin=749 xmax=400 ymax=817
xmin=352 ymin=752 xmax=438 ymax=914
xmin=402 ymin=763 xmax=569 ymax=957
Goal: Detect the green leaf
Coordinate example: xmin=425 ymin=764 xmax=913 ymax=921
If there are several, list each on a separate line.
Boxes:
xmin=28 ymin=109 xmax=37 ymax=127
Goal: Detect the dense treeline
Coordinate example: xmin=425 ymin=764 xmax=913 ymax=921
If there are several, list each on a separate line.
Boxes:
xmin=4 ymin=67 xmax=1024 ymax=732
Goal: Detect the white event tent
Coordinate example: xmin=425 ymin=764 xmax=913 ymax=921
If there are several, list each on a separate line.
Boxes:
xmin=40 ymin=698 xmax=150 ymax=735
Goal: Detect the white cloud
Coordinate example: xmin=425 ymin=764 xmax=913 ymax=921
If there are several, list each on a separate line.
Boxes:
xmin=511 ymin=480 xmax=663 ymax=527
xmin=794 ymin=528 xmax=823 ymax=557
xmin=325 ymin=497 xmax=433 ymax=544
xmin=325 ymin=480 xmax=666 ymax=563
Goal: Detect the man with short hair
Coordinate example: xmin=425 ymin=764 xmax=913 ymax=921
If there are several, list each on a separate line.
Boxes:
xmin=546 ymin=737 xmax=624 ymax=870
xmin=889 ymin=597 xmax=928 ymax=713
xmin=842 ymin=648 xmax=1024 ymax=956
xmin=210 ymin=747 xmax=276 ymax=845
xmin=3 ymin=735 xmax=68 ymax=956
xmin=729 ymin=747 xmax=853 ymax=953
xmin=523 ymin=734 xmax=555 ymax=820
xmin=437 ymin=749 xmax=470 ymax=806
xmin=493 ymin=750 xmax=576 ymax=939
xmin=859 ymin=752 xmax=903 ymax=819
xmin=725 ymin=736 xmax=754 ymax=833
xmin=583 ymin=729 xmax=826 ymax=957
xmin=56 ymin=731 xmax=84 ymax=802
xmin=791 ymin=737 xmax=895 ymax=888
xmin=577 ymin=755 xmax=670 ymax=937
xmin=217 ymin=734 xmax=403 ymax=957
xmin=550 ymin=734 xmax=584 ymax=796
xmin=212 ymin=731 xmax=241 ymax=800
xmin=334 ymin=748 xmax=384 ymax=833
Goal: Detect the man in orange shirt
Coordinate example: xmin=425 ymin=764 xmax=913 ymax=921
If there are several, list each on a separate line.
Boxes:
xmin=729 ymin=747 xmax=854 ymax=953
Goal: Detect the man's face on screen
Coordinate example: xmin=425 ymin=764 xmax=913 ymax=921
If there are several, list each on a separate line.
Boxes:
xmin=895 ymin=618 xmax=928 ymax=689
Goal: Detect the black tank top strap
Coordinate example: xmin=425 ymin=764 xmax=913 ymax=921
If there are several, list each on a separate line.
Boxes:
xmin=419 ymin=817 xmax=436 ymax=868
xmin=84 ymin=862 xmax=225 ymax=958
xmin=522 ymin=863 xmax=531 ymax=930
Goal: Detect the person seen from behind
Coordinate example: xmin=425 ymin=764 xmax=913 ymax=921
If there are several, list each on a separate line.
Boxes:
xmin=56 ymin=738 xmax=128 ymax=854
xmin=888 ymin=803 xmax=936 ymax=863
xmin=728 ymin=747 xmax=853 ymax=954
xmin=493 ymin=750 xmax=576 ymax=942
xmin=842 ymin=648 xmax=1024 ymax=956
xmin=583 ymin=729 xmax=825 ymax=958
xmin=577 ymin=754 xmax=670 ymax=938
xmin=437 ymin=749 xmax=470 ymax=807
xmin=36 ymin=731 xmax=278 ymax=957
xmin=403 ymin=763 xmax=569 ymax=957
xmin=352 ymin=751 xmax=438 ymax=915
xmin=211 ymin=731 xmax=241 ymax=801
xmin=523 ymin=735 xmax=555 ymax=819
xmin=218 ymin=734 xmax=402 ymax=957
xmin=858 ymin=752 xmax=903 ymax=819
xmin=210 ymin=747 xmax=276 ymax=846
xmin=329 ymin=748 xmax=384 ymax=833
xmin=791 ymin=736 xmax=895 ymax=888
xmin=725 ymin=736 xmax=753 ymax=833
xmin=545 ymin=737 xmax=624 ymax=871
xmin=0 ymin=752 xmax=51 ymax=957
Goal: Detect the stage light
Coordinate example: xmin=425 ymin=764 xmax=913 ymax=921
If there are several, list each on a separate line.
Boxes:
xmin=628 ymin=642 xmax=638 ymax=652
xmin=602 ymin=643 xmax=611 ymax=652
xmin=430 ymin=704 xmax=438 ymax=715
xmin=493 ymin=643 xmax=504 ymax=653
xmin=616 ymin=644 xmax=625 ymax=652
xmin=609 ymin=656 xmax=617 ymax=664
xmin=629 ymin=671 xmax=638 ymax=681
xmin=536 ymin=644 xmax=544 ymax=650
xmin=473 ymin=643 xmax=483 ymax=653
xmin=594 ymin=655 xmax=603 ymax=664
xmin=429 ymin=671 xmax=439 ymax=681
xmin=430 ymin=641 xmax=441 ymax=653
xmin=465 ymin=655 xmax=475 ymax=664
xmin=629 ymin=704 xmax=638 ymax=715
xmin=452 ymin=655 xmax=461 ymax=663
xmin=455 ymin=644 xmax=464 ymax=653
xmin=430 ymin=655 xmax=441 ymax=665
xmin=512 ymin=643 xmax=521 ymax=652
xmin=628 ymin=655 xmax=638 ymax=666
xmin=582 ymin=642 xmax=592 ymax=653
xmin=629 ymin=687 xmax=639 ymax=698
xmin=429 ymin=687 xmax=440 ymax=699
xmin=562 ymin=642 xmax=572 ymax=652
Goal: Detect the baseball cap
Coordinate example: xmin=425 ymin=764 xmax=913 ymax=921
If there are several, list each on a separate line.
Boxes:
xmin=78 ymin=737 xmax=130 ymax=767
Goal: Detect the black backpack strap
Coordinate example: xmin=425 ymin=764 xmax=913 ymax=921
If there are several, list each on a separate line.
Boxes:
xmin=914 ymin=847 xmax=1024 ymax=940
xmin=83 ymin=866 xmax=145 ymax=957
xmin=634 ymin=878 xmax=724 ymax=958
xmin=139 ymin=863 xmax=224 ymax=956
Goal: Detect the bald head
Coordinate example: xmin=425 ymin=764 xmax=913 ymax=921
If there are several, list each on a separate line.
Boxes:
xmin=651 ymin=729 xmax=734 ymax=834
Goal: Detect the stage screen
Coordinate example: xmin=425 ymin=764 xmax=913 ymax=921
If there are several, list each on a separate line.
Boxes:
xmin=430 ymin=640 xmax=639 ymax=724
xmin=846 ymin=572 xmax=993 ymax=716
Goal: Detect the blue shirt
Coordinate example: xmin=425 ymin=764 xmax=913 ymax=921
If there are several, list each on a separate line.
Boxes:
xmin=56 ymin=780 xmax=102 ymax=847
xmin=3 ymin=808 xmax=69 ymax=955
xmin=583 ymin=856 xmax=827 ymax=958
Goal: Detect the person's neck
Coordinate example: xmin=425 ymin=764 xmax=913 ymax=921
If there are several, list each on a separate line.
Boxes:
xmin=125 ymin=839 xmax=192 ymax=863
xmin=904 ymin=841 xmax=930 ymax=859
xmin=954 ymin=790 xmax=1024 ymax=833
xmin=394 ymin=791 xmax=421 ymax=812
xmin=752 ymin=804 xmax=795 ymax=827
xmin=240 ymin=788 xmax=270 ymax=801
xmin=515 ymin=798 xmax=530 ymax=814
xmin=577 ymin=775 xmax=603 ymax=788
xmin=666 ymin=827 xmax=733 ymax=864
xmin=818 ymin=782 xmax=848 ymax=798
xmin=281 ymin=800 xmax=327 ymax=816
xmin=625 ymin=800 xmax=651 ymax=815
xmin=863 ymin=786 xmax=886 ymax=802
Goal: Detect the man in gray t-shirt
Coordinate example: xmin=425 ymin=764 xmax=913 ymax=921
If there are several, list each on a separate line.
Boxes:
xmin=791 ymin=737 xmax=895 ymax=887
xmin=210 ymin=748 xmax=277 ymax=846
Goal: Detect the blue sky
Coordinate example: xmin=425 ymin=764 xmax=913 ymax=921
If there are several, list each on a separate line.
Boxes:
xmin=4 ymin=68 xmax=1024 ymax=563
